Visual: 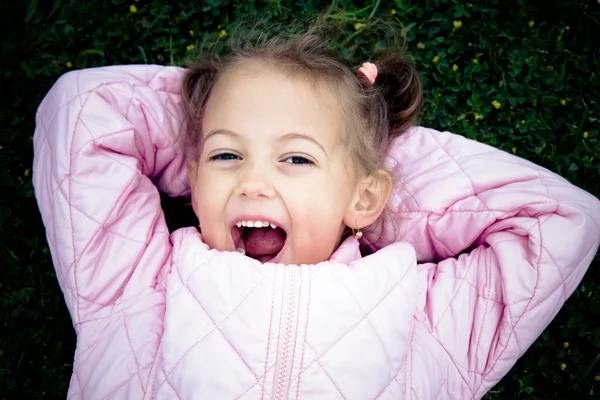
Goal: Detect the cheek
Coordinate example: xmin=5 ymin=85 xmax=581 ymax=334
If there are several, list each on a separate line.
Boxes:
xmin=192 ymin=168 xmax=229 ymax=222
xmin=286 ymin=179 xmax=349 ymax=243
xmin=196 ymin=165 xmax=229 ymax=194
xmin=192 ymin=171 xmax=232 ymax=251
xmin=285 ymin=165 xmax=354 ymax=215
xmin=291 ymin=209 xmax=343 ymax=263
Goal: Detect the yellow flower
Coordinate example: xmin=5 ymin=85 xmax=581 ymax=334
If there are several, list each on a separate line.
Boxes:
xmin=560 ymin=99 xmax=567 ymax=106
xmin=583 ymin=131 xmax=589 ymax=138
xmin=468 ymin=42 xmax=473 ymax=47
xmin=432 ymin=55 xmax=440 ymax=63
xmin=521 ymin=120 xmax=526 ymax=124
xmin=563 ymin=342 xmax=569 ymax=348
xmin=492 ymin=100 xmax=501 ymax=109
xmin=391 ymin=9 xmax=397 ymax=15
xmin=472 ymin=58 xmax=479 ymax=64
xmin=189 ymin=30 xmax=194 ymax=36
xmin=66 ymin=61 xmax=73 ymax=68
xmin=529 ymin=20 xmax=535 ymax=28
xmin=24 ymin=169 xmax=30 ymax=177
xmin=595 ymin=375 xmax=600 ymax=381
xmin=130 ymin=5 xmax=137 ymax=13
xmin=219 ymin=29 xmax=228 ymax=39
xmin=453 ymin=20 xmax=462 ymax=29
xmin=186 ymin=44 xmax=195 ymax=51
xmin=0 ymin=145 xmax=3 ymax=150
xmin=466 ymin=2 xmax=473 ymax=7
xmin=560 ymin=363 xmax=567 ymax=371
xmin=474 ymin=113 xmax=483 ymax=121
xmin=417 ymin=42 xmax=425 ymax=49
xmin=512 ymin=147 xmax=517 ymax=154
xmin=452 ymin=64 xmax=459 ymax=72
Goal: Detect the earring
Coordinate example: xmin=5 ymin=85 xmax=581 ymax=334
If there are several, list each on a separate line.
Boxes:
xmin=352 ymin=221 xmax=363 ymax=239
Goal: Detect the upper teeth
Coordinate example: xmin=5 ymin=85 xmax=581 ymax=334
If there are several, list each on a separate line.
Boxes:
xmin=236 ymin=220 xmax=277 ymax=229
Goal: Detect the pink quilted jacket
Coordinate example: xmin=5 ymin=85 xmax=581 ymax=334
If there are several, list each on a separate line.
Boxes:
xmin=33 ymin=65 xmax=600 ymax=399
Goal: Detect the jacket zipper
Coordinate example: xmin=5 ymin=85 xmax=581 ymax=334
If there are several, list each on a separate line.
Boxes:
xmin=274 ymin=267 xmax=299 ymax=400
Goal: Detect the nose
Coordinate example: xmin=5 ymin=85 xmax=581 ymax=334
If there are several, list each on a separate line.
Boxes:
xmin=235 ymin=161 xmax=276 ymax=199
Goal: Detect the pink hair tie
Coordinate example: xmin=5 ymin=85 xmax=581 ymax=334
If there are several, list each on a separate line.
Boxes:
xmin=358 ymin=62 xmax=378 ymax=84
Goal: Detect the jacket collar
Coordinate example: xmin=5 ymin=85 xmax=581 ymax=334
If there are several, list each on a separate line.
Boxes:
xmin=328 ymin=237 xmax=362 ymax=264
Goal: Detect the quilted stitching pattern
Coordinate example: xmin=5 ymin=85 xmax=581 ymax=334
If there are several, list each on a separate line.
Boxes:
xmin=34 ymin=66 xmax=190 ymax=399
xmin=32 ymin=66 xmax=600 ymax=399
xmin=155 ymin=239 xmax=417 ymax=400
xmin=374 ymin=127 xmax=600 ymax=398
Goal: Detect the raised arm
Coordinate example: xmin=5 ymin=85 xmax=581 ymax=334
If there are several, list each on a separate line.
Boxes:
xmin=366 ymin=126 xmax=600 ymax=397
xmin=33 ymin=65 xmax=190 ymax=326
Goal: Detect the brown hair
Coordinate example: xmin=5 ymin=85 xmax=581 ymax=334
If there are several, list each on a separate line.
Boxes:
xmin=181 ymin=20 xmax=423 ymax=176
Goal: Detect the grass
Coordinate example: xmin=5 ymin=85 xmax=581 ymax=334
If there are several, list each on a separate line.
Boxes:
xmin=0 ymin=0 xmax=599 ymax=398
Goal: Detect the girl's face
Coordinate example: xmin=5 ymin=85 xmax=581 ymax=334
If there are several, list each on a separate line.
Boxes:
xmin=188 ymin=61 xmax=360 ymax=265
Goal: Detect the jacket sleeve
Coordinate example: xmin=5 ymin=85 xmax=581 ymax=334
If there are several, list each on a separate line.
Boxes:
xmin=366 ymin=126 xmax=600 ymax=397
xmin=33 ymin=65 xmax=190 ymax=327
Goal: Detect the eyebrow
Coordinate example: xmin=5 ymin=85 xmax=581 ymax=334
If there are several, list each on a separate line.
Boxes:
xmin=203 ymin=129 xmax=239 ymax=144
xmin=277 ymin=133 xmax=327 ymax=156
xmin=204 ymin=129 xmax=328 ymax=156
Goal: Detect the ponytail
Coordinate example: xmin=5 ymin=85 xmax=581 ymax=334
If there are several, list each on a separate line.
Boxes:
xmin=363 ymin=54 xmax=423 ymax=142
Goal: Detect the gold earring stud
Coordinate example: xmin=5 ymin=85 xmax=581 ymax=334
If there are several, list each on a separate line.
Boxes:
xmin=352 ymin=221 xmax=362 ymax=239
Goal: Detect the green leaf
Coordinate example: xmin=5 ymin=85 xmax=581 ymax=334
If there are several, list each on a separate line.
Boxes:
xmin=24 ymin=0 xmax=38 ymax=24
xmin=81 ymin=49 xmax=105 ymax=57
xmin=568 ymin=163 xmax=578 ymax=172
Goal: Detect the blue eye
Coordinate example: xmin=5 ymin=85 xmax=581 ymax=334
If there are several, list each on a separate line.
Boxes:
xmin=210 ymin=153 xmax=240 ymax=161
xmin=283 ymin=156 xmax=313 ymax=165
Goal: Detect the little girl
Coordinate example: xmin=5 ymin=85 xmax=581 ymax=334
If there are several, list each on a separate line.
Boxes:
xmin=33 ymin=25 xmax=599 ymax=399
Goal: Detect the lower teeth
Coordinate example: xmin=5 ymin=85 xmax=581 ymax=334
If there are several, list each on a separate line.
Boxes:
xmin=237 ymin=248 xmax=246 ymax=255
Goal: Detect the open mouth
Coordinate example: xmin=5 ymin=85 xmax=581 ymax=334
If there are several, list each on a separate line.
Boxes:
xmin=231 ymin=221 xmax=287 ymax=263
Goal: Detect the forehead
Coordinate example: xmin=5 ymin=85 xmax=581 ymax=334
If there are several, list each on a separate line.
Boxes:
xmin=202 ymin=60 xmax=345 ymax=143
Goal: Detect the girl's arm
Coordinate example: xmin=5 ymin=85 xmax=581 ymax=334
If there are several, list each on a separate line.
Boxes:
xmin=367 ymin=126 xmax=600 ymax=397
xmin=33 ymin=65 xmax=189 ymax=327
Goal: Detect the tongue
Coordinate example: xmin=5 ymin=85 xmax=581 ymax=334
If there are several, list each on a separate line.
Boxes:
xmin=245 ymin=227 xmax=286 ymax=257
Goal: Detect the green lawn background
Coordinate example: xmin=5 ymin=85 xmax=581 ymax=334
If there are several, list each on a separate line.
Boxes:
xmin=1 ymin=0 xmax=599 ymax=398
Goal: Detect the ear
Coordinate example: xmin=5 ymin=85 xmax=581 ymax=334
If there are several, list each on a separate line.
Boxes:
xmin=187 ymin=160 xmax=198 ymax=214
xmin=343 ymin=169 xmax=392 ymax=230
